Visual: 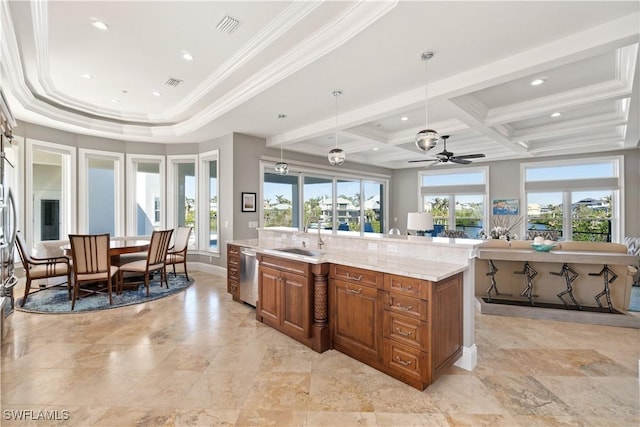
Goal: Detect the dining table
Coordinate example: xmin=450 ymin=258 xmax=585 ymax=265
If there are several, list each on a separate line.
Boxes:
xmin=61 ymin=238 xmax=150 ymax=265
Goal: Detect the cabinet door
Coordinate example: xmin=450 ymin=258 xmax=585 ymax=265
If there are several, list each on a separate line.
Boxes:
xmin=259 ymin=265 xmax=281 ymax=328
xmin=331 ymin=279 xmax=381 ymax=364
xmin=431 ymin=275 xmax=463 ymax=375
xmin=280 ymin=270 xmax=311 ymax=339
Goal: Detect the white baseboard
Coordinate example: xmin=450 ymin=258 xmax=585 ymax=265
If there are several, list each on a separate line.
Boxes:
xmin=190 ymin=262 xmax=226 ymax=277
xmin=454 ymin=344 xmax=477 ymax=371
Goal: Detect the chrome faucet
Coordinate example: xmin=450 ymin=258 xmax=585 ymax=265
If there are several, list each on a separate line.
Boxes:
xmin=304 ymin=217 xmax=325 ymax=249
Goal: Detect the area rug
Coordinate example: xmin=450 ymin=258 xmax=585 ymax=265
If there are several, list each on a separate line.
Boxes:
xmin=16 ymin=274 xmax=193 ymax=314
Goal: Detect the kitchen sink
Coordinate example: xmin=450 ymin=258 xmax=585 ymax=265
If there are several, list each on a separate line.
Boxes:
xmin=274 ymin=247 xmax=323 ymax=257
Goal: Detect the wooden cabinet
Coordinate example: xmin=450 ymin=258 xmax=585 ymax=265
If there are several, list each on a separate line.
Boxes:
xmin=257 ymin=255 xmax=312 ymax=342
xmin=382 ymin=272 xmax=463 ymax=389
xmin=226 ymin=244 xmax=240 ymax=301
xmin=330 ymin=264 xmax=384 ymax=365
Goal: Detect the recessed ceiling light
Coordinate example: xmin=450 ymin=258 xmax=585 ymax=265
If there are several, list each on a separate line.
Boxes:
xmin=182 ymin=52 xmax=194 ymax=61
xmin=550 ymin=112 xmax=561 ymax=118
xmin=400 ymin=116 xmax=409 ymax=121
xmin=81 ymin=73 xmax=93 ymax=80
xmin=373 ymin=147 xmax=379 ymax=151
xmin=91 ymin=19 xmax=109 ymax=30
xmin=111 ymin=99 xmax=119 ymax=104
xmin=152 ymin=91 xmax=161 ymax=97
xmin=530 ymin=78 xmax=546 ymax=86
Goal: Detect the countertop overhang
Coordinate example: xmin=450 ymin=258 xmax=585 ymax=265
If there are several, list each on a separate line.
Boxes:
xmin=229 ymin=239 xmax=467 ymax=282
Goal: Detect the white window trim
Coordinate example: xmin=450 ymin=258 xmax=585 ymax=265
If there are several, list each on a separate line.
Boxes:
xmin=260 ymin=160 xmax=390 ymax=235
xmin=167 ymin=154 xmax=199 ymax=249
xmin=125 ymin=153 xmax=166 ymax=236
xmin=78 ymin=148 xmax=125 ymax=235
xmin=198 ymin=149 xmax=219 ymax=254
xmin=520 ymin=155 xmax=623 ymax=242
xmin=25 ymin=139 xmax=76 ymax=244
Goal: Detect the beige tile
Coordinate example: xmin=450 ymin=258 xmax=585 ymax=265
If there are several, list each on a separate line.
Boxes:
xmin=306 ymin=411 xmax=377 ymax=426
xmin=243 ymin=372 xmax=312 ymax=411
xmin=234 ymin=409 xmax=307 ymax=427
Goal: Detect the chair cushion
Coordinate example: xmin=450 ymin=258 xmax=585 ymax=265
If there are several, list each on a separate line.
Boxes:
xmin=119 ymin=260 xmax=164 ymax=273
xmin=76 ymin=265 xmax=118 ymax=282
xmin=29 ymin=263 xmax=70 ymax=279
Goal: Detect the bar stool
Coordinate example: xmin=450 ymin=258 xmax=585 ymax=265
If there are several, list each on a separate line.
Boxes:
xmin=479 ymin=239 xmax=512 ymax=301
xmin=510 ymin=240 xmax=538 ymax=306
xmin=550 ymin=262 xmax=581 ymax=310
xmin=560 ymin=241 xmax=628 ymax=313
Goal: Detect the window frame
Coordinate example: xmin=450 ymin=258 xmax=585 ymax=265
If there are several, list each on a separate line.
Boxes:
xmin=520 ymin=156 xmax=624 ymax=242
xmin=198 ymin=149 xmax=219 ymax=254
xmin=419 ymin=166 xmax=489 ymax=237
xmin=125 ymin=153 xmax=166 ymax=236
xmin=260 ymin=159 xmax=389 ymax=235
xmin=167 ymin=154 xmax=199 ymax=249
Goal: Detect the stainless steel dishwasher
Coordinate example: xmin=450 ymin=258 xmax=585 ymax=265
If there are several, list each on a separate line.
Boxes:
xmin=239 ymin=247 xmax=258 ymax=307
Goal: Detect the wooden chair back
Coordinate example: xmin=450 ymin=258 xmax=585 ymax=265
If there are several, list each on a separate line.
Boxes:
xmin=147 ymin=229 xmax=173 ymax=268
xmin=69 ymin=233 xmax=111 ymax=276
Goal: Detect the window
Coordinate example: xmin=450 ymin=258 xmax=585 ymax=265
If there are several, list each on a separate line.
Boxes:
xmin=523 ymin=157 xmax=622 ymax=242
xmin=199 ymin=150 xmax=218 ymax=252
xmin=262 ymin=162 xmax=388 ymax=235
xmin=420 ymin=167 xmax=488 ymax=238
xmin=263 ymin=173 xmax=299 ymax=228
xmin=126 ymin=154 xmax=165 ymax=235
xmin=168 ymin=155 xmax=197 ymax=248
xmin=78 ymin=150 xmax=124 ymax=235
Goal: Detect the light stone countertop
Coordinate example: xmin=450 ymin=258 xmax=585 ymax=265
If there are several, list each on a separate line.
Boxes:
xmin=229 ymin=239 xmax=467 ymax=282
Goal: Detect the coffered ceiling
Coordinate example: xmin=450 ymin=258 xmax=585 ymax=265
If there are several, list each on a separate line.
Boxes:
xmin=1 ymin=1 xmax=638 ymax=169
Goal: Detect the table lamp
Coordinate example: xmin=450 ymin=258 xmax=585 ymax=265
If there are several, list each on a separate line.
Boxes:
xmin=406 ymin=212 xmax=434 ymax=236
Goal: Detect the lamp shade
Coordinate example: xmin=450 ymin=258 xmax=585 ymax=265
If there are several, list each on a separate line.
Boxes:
xmin=407 ymin=212 xmax=434 ymax=232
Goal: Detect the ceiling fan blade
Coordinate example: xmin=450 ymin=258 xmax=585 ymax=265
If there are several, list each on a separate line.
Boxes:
xmin=451 ymin=153 xmax=485 ymax=160
xmin=449 ymin=158 xmax=472 ymax=165
xmin=408 ymin=158 xmax=438 ymax=163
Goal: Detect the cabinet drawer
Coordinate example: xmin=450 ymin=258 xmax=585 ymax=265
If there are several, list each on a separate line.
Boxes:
xmin=228 ymin=245 xmax=240 ymax=256
xmin=227 ymin=278 xmax=239 ymax=296
xmin=227 ymin=264 xmax=240 ymax=280
xmin=384 ymin=274 xmax=430 ymax=300
xmin=383 ymin=310 xmax=429 ymax=349
xmin=330 ymin=264 xmax=383 ymax=288
xmin=384 ymin=293 xmax=428 ymax=321
xmin=383 ymin=338 xmax=428 ymax=381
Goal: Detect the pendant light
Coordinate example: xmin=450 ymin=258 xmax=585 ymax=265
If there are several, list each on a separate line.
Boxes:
xmin=415 ymin=51 xmax=438 ymax=151
xmin=328 ymin=90 xmax=345 ymax=166
xmin=274 ymin=113 xmax=289 ymax=175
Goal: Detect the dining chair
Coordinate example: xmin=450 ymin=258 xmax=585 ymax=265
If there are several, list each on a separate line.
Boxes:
xmin=15 ymin=231 xmax=72 ymax=307
xmin=68 ymin=233 xmax=119 ymax=310
xmin=166 ymin=226 xmax=192 ymax=280
xmin=118 ymin=229 xmax=173 ymax=296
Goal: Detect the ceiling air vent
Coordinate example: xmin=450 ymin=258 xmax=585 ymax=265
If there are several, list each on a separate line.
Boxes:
xmin=216 ymin=15 xmax=239 ymax=34
xmin=165 ymin=77 xmax=183 ymax=87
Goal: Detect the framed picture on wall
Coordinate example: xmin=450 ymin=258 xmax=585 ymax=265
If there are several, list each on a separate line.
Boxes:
xmin=242 ymin=192 xmax=256 ymax=212
xmin=492 ymin=198 xmax=519 ymax=215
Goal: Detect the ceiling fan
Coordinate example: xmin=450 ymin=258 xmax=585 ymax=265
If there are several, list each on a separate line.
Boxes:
xmin=409 ymin=135 xmax=486 ymax=165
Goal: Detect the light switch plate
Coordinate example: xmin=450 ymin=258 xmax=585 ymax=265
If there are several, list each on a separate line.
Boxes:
xmin=248 ymin=221 xmax=258 ymax=228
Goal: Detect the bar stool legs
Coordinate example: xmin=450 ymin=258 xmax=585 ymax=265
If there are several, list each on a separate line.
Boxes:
xmin=551 ymin=263 xmax=581 ymax=310
xmin=485 ymin=260 xmax=512 ymax=301
xmin=589 ymin=264 xmax=618 ymax=313
xmin=514 ymin=261 xmax=538 ymax=306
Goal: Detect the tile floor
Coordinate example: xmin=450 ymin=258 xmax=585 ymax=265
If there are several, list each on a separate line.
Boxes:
xmin=1 ymin=271 xmax=639 ymax=426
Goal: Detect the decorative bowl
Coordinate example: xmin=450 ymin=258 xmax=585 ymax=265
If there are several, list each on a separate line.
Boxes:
xmin=531 ymin=243 xmax=557 ymax=252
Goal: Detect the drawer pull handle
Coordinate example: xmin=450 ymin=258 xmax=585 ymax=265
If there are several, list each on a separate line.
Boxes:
xmin=395 ymin=328 xmax=412 ymax=337
xmin=346 ymin=272 xmax=363 ymax=281
xmin=398 ymin=284 xmax=413 ymax=291
xmin=345 ymin=286 xmax=362 ymax=294
xmin=394 ymin=356 xmax=413 ymax=366
xmin=394 ymin=303 xmax=414 ymax=312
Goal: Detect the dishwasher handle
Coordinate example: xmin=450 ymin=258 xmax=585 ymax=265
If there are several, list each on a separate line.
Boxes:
xmin=240 ymin=248 xmax=256 ymax=257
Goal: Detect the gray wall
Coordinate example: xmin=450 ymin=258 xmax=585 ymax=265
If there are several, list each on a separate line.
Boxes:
xmin=391 ymin=148 xmax=640 ymax=238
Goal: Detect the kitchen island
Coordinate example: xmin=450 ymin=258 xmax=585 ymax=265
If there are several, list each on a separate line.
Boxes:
xmin=228 ymin=228 xmax=481 ymax=390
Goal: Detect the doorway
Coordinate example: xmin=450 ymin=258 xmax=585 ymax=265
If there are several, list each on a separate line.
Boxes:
xmin=41 ymin=199 xmax=60 ymax=240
